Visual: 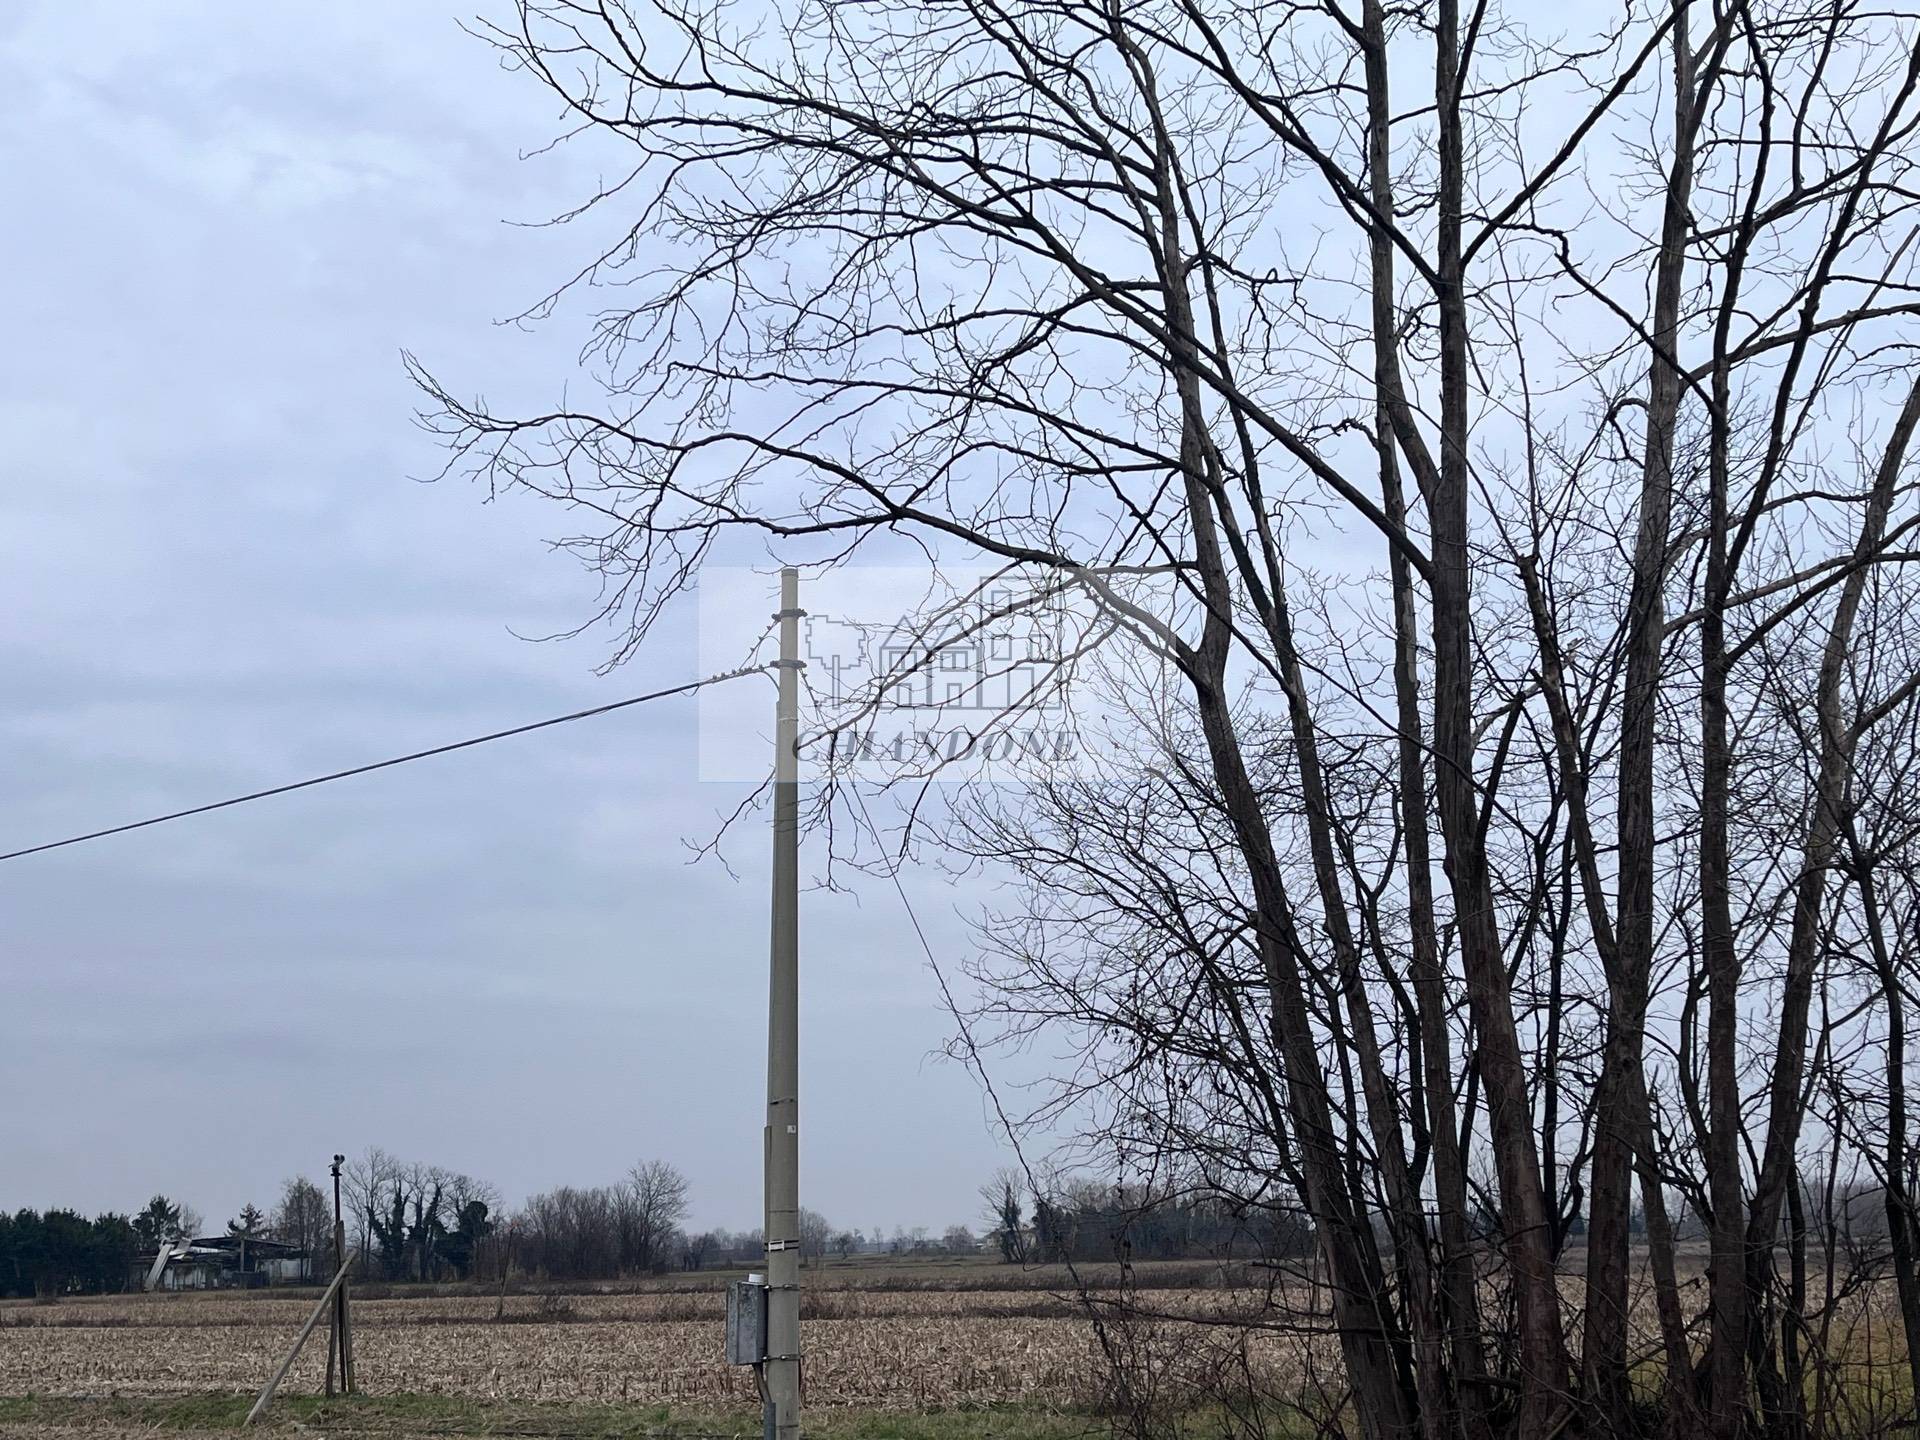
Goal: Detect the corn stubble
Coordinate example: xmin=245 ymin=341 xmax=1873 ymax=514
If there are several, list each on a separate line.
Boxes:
xmin=0 ymin=1288 xmax=1310 ymax=1410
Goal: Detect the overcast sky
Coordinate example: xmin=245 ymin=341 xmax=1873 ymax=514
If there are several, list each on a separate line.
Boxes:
xmin=0 ymin=2 xmax=1022 ymax=1236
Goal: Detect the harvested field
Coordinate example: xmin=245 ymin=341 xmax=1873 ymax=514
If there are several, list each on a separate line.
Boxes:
xmin=0 ymin=1312 xmax=1097 ymax=1408
xmin=9 ymin=1260 xmax=1917 ymax=1438
xmin=0 ymin=1286 xmax=1275 ymax=1330
xmin=0 ymin=1265 xmax=1311 ymax=1414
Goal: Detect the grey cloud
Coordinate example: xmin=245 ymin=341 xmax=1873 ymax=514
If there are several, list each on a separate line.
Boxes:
xmin=0 ymin=0 xmax=1011 ymax=1235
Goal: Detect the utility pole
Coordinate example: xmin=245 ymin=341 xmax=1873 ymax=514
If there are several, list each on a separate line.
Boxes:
xmin=764 ymin=567 xmax=803 ymax=1440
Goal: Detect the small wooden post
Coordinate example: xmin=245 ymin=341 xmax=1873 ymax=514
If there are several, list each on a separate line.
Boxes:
xmin=326 ymin=1154 xmax=355 ymax=1397
xmin=326 ymin=1157 xmax=341 ymax=1397
xmin=244 ymin=1254 xmax=354 ymax=1426
xmin=339 ymin=1248 xmax=356 ymax=1394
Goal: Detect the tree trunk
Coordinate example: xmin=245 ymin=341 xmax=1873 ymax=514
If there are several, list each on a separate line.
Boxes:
xmin=1431 ymin=4 xmax=1568 ymax=1426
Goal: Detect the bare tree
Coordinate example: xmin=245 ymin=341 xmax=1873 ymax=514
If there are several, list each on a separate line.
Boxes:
xmin=341 ymin=1146 xmax=400 ymax=1275
xmin=623 ymin=1158 xmax=690 ymax=1275
xmin=797 ymin=1208 xmax=834 ymax=1267
xmin=272 ymin=1178 xmax=333 ymax=1282
xmin=514 ymin=1185 xmax=620 ymax=1281
xmin=980 ymin=1167 xmax=1027 ymax=1265
xmin=683 ymin=1230 xmax=718 ymax=1270
xmin=423 ymin=1 xmax=1920 ymax=1435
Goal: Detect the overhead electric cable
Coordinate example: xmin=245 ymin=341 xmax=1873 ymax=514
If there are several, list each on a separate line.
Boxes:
xmin=0 ymin=665 xmax=767 ymax=864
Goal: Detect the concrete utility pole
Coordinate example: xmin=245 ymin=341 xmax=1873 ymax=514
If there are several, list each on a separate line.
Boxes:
xmin=764 ymin=567 xmax=803 ymax=1440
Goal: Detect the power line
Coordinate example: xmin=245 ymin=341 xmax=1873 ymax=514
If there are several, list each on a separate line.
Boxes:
xmin=0 ymin=666 xmax=768 ymax=865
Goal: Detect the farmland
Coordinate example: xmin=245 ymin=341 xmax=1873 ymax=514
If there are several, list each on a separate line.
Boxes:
xmin=0 ymin=1258 xmax=1305 ymax=1437
xmin=13 ymin=1254 xmax=1919 ymax=1439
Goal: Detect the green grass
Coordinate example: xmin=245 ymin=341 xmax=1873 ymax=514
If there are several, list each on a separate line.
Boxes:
xmin=0 ymin=1392 xmax=1111 ymax=1438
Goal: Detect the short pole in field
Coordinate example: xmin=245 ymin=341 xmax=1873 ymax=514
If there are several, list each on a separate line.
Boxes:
xmin=326 ymin=1154 xmax=355 ymax=1397
xmin=244 ymin=1253 xmax=356 ymax=1426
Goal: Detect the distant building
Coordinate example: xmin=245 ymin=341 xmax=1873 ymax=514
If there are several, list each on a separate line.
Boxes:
xmin=134 ymin=1235 xmax=311 ymax=1291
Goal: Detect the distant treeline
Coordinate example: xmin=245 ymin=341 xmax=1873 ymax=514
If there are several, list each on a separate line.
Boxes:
xmin=7 ymin=1163 xmax=1329 ymax=1299
xmin=1037 ymin=1191 xmax=1313 ymax=1265
xmin=498 ymin=1184 xmax=761 ymax=1280
xmin=0 ymin=1210 xmax=137 ymax=1298
xmin=336 ymin=1151 xmax=832 ymax=1284
xmin=982 ymin=1172 xmax=1314 ymax=1266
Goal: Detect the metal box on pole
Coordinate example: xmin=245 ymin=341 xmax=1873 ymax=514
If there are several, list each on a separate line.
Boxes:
xmin=726 ymin=1275 xmax=769 ymax=1366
